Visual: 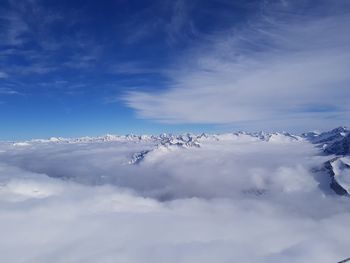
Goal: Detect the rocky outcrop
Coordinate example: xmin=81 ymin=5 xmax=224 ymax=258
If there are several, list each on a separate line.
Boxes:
xmin=324 ymin=133 xmax=350 ymax=156
xmin=324 ymin=157 xmax=350 ymax=196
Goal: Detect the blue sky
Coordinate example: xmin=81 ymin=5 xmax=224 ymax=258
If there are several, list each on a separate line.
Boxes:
xmin=0 ymin=0 xmax=349 ymax=139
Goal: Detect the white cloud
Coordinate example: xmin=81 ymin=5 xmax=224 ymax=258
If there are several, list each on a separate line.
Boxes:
xmin=0 ymin=12 xmax=29 ymax=46
xmin=124 ymin=1 xmax=350 ymax=131
xmin=0 ymin=72 xmax=8 ymax=78
xmin=0 ymin=87 xmax=19 ymax=95
xmin=0 ymin=135 xmax=350 ymax=262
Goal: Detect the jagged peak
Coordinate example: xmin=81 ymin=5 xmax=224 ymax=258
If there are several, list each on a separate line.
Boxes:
xmin=9 ymin=127 xmax=350 ymax=146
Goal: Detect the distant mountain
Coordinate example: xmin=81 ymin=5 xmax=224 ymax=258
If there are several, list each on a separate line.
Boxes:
xmin=301 ymin=126 xmax=350 ymax=156
xmin=324 ymin=133 xmax=350 ymax=156
xmin=6 ymin=126 xmax=350 ymax=196
xmin=302 ymin=126 xmax=348 ymax=145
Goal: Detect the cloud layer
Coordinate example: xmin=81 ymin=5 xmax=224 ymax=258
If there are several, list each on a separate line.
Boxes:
xmin=0 ymin=135 xmax=350 ymax=262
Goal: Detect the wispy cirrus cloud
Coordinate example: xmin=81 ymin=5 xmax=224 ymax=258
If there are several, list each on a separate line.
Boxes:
xmin=124 ymin=0 xmax=350 ymax=131
xmin=0 ymin=72 xmax=8 ymax=78
xmin=0 ymin=87 xmax=20 ymax=95
xmin=165 ymin=0 xmax=196 ymax=46
xmin=0 ymin=12 xmax=28 ymax=46
xmin=0 ymin=0 xmax=102 ymax=78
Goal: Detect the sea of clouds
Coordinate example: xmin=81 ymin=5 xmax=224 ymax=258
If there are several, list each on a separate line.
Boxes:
xmin=0 ymin=136 xmax=349 ymax=262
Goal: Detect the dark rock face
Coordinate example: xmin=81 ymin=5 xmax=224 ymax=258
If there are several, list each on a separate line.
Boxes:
xmin=323 ymin=158 xmax=350 ymax=196
xmin=129 ymin=150 xmax=151 ymax=164
xmin=338 ymin=257 xmax=350 ymax=263
xmin=129 ymin=134 xmax=201 ymax=165
xmin=324 ymin=133 xmax=350 ymax=156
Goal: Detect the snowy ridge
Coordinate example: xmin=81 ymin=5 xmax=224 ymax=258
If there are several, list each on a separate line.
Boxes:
xmin=8 ymin=131 xmax=305 ymax=166
xmin=324 ymin=157 xmax=350 ymax=195
xmin=8 ymin=127 xmax=350 ymax=195
xmin=127 ymin=132 xmax=302 ymax=165
xmin=302 ymin=126 xmax=349 ymax=146
xmin=28 ymin=134 xmax=156 ymax=144
xmin=11 ymin=131 xmax=303 ymax=146
xmin=307 ymin=127 xmax=350 ymax=196
xmin=128 ymin=134 xmax=201 ymax=164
